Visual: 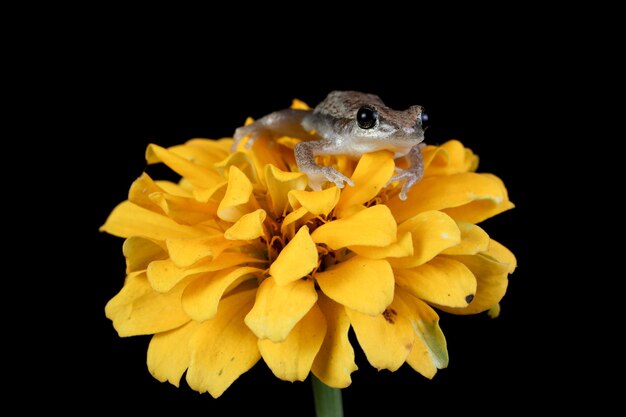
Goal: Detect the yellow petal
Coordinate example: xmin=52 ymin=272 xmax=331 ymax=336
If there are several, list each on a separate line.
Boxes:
xmin=214 ymin=149 xmax=261 ymax=185
xmin=155 ymin=180 xmax=194 ymax=197
xmin=335 ymin=151 xmax=395 ymax=215
xmin=349 ymin=232 xmax=414 ymax=259
xmin=128 ymin=173 xmax=166 ymax=214
xmin=192 ymin=181 xmax=227 ymax=204
xmin=270 ymin=226 xmax=318 ymax=286
xmin=488 ymin=303 xmax=501 ymax=318
xmin=390 ymin=211 xmax=461 ymax=268
xmin=181 ymin=267 xmax=261 ymax=322
xmin=346 ymin=299 xmax=414 ymax=371
xmin=406 ymin=334 xmax=437 ymax=379
xmin=149 ymin=192 xmax=218 ymax=225
xmin=147 ymin=253 xmax=265 ymax=293
xmin=250 ymin=136 xmax=295 ymax=183
xmin=387 ymin=173 xmax=513 ymax=224
xmin=486 ymin=239 xmax=517 ymax=273
xmin=105 ymin=271 xmax=190 ymax=336
xmin=148 ymin=321 xmax=200 ymax=387
xmin=217 ymin=165 xmax=255 ymax=222
xmin=168 ymin=138 xmax=232 ymax=169
xmin=245 ymin=278 xmax=317 ymax=342
xmin=280 ymin=206 xmax=311 ymax=237
xmin=312 ymin=293 xmax=358 ymax=388
xmin=442 ymin=222 xmax=490 ymax=255
xmin=395 ymin=288 xmax=448 ymax=370
xmin=394 ymin=257 xmax=477 ymax=308
xmin=265 ymin=164 xmax=307 ymax=216
xmin=422 ymin=140 xmax=478 ymax=176
xmin=442 ymin=176 xmax=515 ymax=224
xmin=291 ymin=98 xmax=311 ymax=110
xmin=311 ymin=205 xmax=397 ymax=249
xmin=224 ymin=209 xmax=267 ymax=240
xmin=100 ymin=201 xmax=205 ymax=240
xmin=166 ymin=235 xmax=243 ymax=267
xmin=186 ymin=289 xmax=260 ymax=398
xmin=288 ymin=187 xmax=340 ymax=217
xmin=337 ymin=151 xmax=395 ymax=213
xmin=439 ymin=240 xmax=516 ymax=315
xmin=122 ymin=237 xmax=167 ymax=273
xmin=146 ymin=144 xmax=223 ymax=188
xmin=315 ymin=256 xmax=394 ymax=316
xmin=258 ymin=304 xmax=327 ymax=382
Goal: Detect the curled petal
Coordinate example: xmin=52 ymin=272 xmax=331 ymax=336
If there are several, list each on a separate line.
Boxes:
xmin=288 ymin=187 xmax=340 ymax=217
xmin=259 ymin=304 xmax=327 ymax=382
xmin=168 ymin=138 xmax=232 ymax=169
xmin=149 ymin=192 xmax=218 ymax=225
xmin=181 ymin=267 xmax=261 ymax=322
xmin=312 ymin=294 xmax=358 ymax=388
xmin=215 ymin=151 xmax=261 ymax=185
xmin=166 ymin=235 xmax=243 ymax=268
xmin=439 ymin=239 xmax=516 ymax=315
xmin=346 ymin=298 xmax=414 ymax=371
xmin=388 ymin=172 xmax=514 ymax=224
xmin=315 ymin=256 xmax=394 ymax=316
xmin=224 ymin=209 xmax=267 ymax=240
xmin=443 ymin=174 xmax=515 ymax=224
xmin=265 ymin=164 xmax=307 ymax=216
xmin=217 ymin=165 xmax=256 ymax=222
xmin=442 ymin=222 xmax=490 ymax=255
xmin=280 ymin=206 xmax=310 ymax=237
xmin=105 ymin=272 xmax=190 ymax=336
xmin=422 ymin=140 xmax=478 ymax=176
xmin=100 ymin=201 xmax=205 ymax=240
xmin=270 ymin=226 xmax=318 ymax=286
xmin=311 ymin=205 xmax=397 ymax=249
xmin=128 ymin=173 xmax=166 ymax=214
xmin=186 ymin=289 xmax=260 ymax=398
xmin=350 ymin=232 xmax=414 ymax=259
xmin=394 ymin=257 xmax=477 ymax=308
xmin=390 ymin=211 xmax=461 ymax=268
xmin=122 ymin=237 xmax=167 ymax=273
xmin=146 ymin=144 xmax=223 ymax=188
xmin=336 ymin=151 xmax=395 ymax=215
xmin=245 ymin=277 xmax=317 ymax=342
xmin=395 ymin=288 xmax=449 ymax=370
xmin=147 ymin=252 xmax=264 ymax=293
xmin=148 ymin=321 xmax=200 ymax=387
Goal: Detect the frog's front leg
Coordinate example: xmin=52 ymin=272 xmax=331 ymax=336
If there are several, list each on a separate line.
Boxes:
xmin=388 ymin=144 xmax=424 ymax=200
xmin=295 ymin=140 xmax=355 ymax=191
xmin=232 ymin=109 xmax=313 ymax=151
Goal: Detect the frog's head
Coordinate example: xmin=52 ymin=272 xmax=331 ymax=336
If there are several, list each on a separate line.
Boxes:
xmin=315 ymin=91 xmax=425 ymax=155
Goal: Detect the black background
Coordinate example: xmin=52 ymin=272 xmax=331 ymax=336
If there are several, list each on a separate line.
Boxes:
xmin=64 ymin=37 xmax=575 ymax=414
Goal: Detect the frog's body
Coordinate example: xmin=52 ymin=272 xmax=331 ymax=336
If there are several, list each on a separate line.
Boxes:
xmin=233 ymin=91 xmax=426 ymax=200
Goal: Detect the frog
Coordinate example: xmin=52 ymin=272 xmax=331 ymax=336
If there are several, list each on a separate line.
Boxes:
xmin=233 ymin=91 xmax=426 ymax=200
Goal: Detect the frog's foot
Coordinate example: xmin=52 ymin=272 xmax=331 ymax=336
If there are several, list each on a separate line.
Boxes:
xmin=388 ymin=168 xmax=423 ymax=200
xmin=306 ymin=166 xmax=355 ymax=191
xmin=232 ymin=125 xmax=266 ymax=151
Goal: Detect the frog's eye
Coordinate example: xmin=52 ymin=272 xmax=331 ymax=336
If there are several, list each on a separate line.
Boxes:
xmin=356 ymin=106 xmax=378 ymax=129
xmin=420 ymin=112 xmax=429 ymax=124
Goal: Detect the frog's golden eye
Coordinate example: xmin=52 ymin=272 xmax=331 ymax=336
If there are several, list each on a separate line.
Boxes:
xmin=356 ymin=106 xmax=378 ymax=129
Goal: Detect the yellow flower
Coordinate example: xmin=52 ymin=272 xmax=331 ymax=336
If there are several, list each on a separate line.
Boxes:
xmin=102 ymin=114 xmax=516 ymax=398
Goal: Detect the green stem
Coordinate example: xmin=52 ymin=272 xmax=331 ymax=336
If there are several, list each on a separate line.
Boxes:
xmin=311 ymin=374 xmax=344 ymax=417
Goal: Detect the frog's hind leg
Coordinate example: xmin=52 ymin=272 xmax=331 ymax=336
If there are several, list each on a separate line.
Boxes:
xmin=232 ymin=109 xmax=313 ymax=152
